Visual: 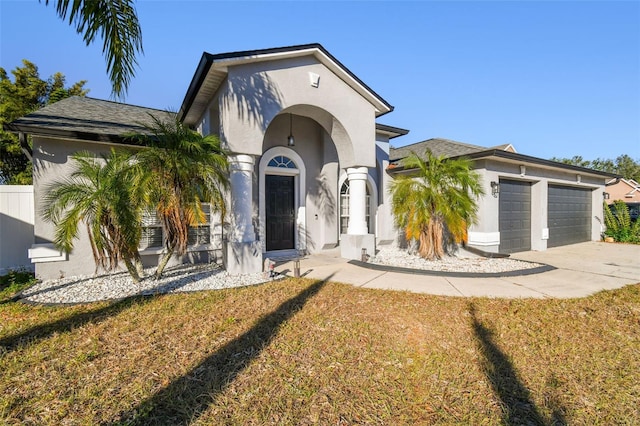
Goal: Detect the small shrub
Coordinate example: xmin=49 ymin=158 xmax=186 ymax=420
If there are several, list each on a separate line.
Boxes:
xmin=0 ymin=269 xmax=36 ymax=300
xmin=603 ymin=201 xmax=640 ymax=244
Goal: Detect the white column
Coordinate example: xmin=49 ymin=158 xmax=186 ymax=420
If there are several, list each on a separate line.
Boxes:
xmin=229 ymin=154 xmax=255 ymax=243
xmin=346 ymin=167 xmax=369 ymax=235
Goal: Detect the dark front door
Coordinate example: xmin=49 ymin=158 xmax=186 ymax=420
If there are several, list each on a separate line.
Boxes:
xmin=266 ymin=175 xmax=295 ymax=251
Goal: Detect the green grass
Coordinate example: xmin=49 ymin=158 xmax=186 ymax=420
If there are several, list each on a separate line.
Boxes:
xmin=1 ymin=276 xmax=639 ymax=424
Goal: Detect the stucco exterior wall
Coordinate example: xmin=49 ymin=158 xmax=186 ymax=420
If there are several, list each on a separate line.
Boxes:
xmin=219 ymin=57 xmax=377 ymax=168
xmin=468 ymin=159 xmax=608 ymax=253
xmin=375 ymin=134 xmax=395 ymax=243
xmin=32 ymin=137 xmax=111 ymax=279
xmin=31 ymin=137 xmax=223 ymax=281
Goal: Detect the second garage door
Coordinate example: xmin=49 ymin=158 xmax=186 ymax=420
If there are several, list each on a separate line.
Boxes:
xmin=499 ymin=179 xmax=532 ymax=253
xmin=548 ymin=185 xmax=591 ymax=248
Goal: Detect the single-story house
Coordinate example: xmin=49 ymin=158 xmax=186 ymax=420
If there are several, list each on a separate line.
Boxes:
xmin=5 ymin=43 xmax=618 ymax=280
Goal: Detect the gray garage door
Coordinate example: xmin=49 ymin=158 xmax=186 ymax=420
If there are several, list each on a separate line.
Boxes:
xmin=499 ymin=179 xmax=531 ymax=253
xmin=548 ymin=185 xmax=591 ymax=248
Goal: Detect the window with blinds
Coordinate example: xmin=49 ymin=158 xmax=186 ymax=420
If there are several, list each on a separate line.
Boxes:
xmin=139 ymin=204 xmax=211 ymax=250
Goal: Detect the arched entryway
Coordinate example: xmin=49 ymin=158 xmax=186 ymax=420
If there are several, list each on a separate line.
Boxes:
xmin=259 ymin=147 xmax=307 ymax=253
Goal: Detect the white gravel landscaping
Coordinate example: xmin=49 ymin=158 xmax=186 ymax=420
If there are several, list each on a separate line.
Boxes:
xmin=21 ymin=264 xmax=278 ymax=305
xmin=369 ymin=245 xmax=543 ymax=274
xmin=20 ymin=246 xmax=544 ymax=304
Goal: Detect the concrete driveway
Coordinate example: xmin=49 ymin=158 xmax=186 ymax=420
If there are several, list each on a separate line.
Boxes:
xmin=277 ymin=242 xmax=639 ymax=299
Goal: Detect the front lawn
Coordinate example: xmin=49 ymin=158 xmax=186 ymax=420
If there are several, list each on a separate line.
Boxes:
xmin=1 ymin=277 xmax=638 ymax=424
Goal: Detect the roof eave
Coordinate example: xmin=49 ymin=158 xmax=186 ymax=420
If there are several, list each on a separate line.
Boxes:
xmin=460 ymin=149 xmax=620 ymax=179
xmin=4 ymin=123 xmax=140 ymax=146
xmin=376 ymin=123 xmax=410 ymax=139
xmin=387 ymin=149 xmax=620 ymax=179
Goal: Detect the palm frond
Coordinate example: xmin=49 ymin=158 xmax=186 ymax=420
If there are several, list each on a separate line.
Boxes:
xmin=44 ymin=0 xmax=142 ymax=99
xmin=389 ymin=149 xmax=484 ymax=259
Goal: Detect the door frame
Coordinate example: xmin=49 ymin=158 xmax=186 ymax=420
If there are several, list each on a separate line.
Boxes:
xmin=265 ymin=174 xmax=296 ymax=251
xmin=259 ymin=146 xmax=306 ymax=253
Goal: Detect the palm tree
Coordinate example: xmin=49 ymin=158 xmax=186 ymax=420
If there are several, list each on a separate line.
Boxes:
xmin=43 ymin=0 xmax=143 ymax=99
xmin=390 ymin=149 xmax=484 ymax=260
xmin=42 ymin=149 xmax=148 ymax=281
xmin=130 ymin=115 xmax=229 ymax=279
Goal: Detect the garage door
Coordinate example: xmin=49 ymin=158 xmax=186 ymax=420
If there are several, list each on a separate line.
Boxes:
xmin=499 ymin=179 xmax=531 ymax=253
xmin=548 ymin=185 xmax=591 ymax=247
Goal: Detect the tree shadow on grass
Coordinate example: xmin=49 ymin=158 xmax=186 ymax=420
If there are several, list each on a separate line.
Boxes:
xmin=0 ymin=296 xmax=152 ymax=353
xmin=108 ymin=275 xmax=331 ymax=425
xmin=469 ymin=303 xmax=567 ymax=426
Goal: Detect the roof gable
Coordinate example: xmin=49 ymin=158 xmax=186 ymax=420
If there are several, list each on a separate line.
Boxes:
xmin=179 ymin=43 xmax=394 ymax=126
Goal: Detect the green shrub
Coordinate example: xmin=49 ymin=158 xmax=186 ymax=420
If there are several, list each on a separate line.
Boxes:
xmin=0 ymin=269 xmax=36 ymax=300
xmin=603 ymin=201 xmax=640 ymax=243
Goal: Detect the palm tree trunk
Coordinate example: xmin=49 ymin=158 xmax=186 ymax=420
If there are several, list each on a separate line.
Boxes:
xmin=154 ymin=246 xmax=174 ymax=280
xmin=135 ymin=256 xmax=145 ymax=279
xmin=123 ymin=258 xmax=141 ymax=283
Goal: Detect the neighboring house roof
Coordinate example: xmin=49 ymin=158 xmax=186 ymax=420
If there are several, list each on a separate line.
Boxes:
xmin=375 ymin=123 xmax=409 ymax=140
xmin=607 ymin=178 xmax=640 ymax=197
xmin=491 ymin=143 xmax=516 ymax=153
xmin=4 ymin=96 xmax=174 ymax=144
xmin=179 ymin=43 xmax=394 ymax=126
xmin=389 ymin=137 xmax=619 ymax=179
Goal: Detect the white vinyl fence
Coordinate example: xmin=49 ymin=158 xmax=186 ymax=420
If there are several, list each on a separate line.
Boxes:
xmin=0 ymin=185 xmax=34 ymax=274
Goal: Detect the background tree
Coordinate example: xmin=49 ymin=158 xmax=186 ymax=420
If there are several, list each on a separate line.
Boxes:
xmin=0 ymin=60 xmax=88 ymax=184
xmin=551 ymin=154 xmax=640 ymax=181
xmin=129 ymin=115 xmax=229 ymax=279
xmin=42 ymin=149 xmax=147 ymax=282
xmin=390 ymin=150 xmax=484 ymax=260
xmin=42 ymin=0 xmax=143 ymax=99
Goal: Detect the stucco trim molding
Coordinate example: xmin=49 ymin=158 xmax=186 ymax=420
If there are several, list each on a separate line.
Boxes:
xmin=467 ymin=231 xmax=500 ymax=247
xmin=28 ymin=243 xmax=67 ymax=263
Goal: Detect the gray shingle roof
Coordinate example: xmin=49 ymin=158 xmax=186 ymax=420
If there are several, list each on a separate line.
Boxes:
xmin=389 ymin=138 xmax=488 ymax=161
xmin=5 ymin=96 xmax=175 ymax=143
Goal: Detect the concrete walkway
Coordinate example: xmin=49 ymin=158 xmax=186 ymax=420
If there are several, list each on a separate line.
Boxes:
xmin=276 ymin=242 xmax=640 ymax=299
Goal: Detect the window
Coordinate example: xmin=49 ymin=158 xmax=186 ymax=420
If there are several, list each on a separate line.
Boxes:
xmin=140 ymin=210 xmax=163 ymax=250
xmin=139 ymin=204 xmax=211 ymax=250
xmin=268 ymin=155 xmax=296 ymax=169
xmin=340 ymin=180 xmax=371 ymax=234
xmin=187 ymin=204 xmax=211 ymax=246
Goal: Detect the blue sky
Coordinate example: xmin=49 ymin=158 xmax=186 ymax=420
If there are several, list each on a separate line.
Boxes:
xmin=1 ymin=0 xmax=639 ymax=160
